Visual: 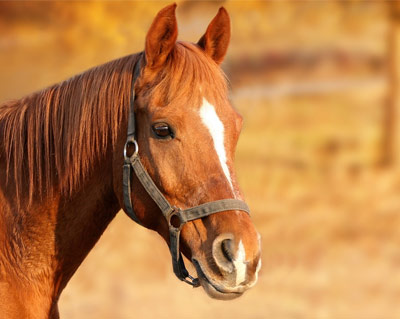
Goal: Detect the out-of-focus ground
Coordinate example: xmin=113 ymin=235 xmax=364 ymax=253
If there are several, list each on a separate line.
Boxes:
xmin=1 ymin=1 xmax=400 ymax=318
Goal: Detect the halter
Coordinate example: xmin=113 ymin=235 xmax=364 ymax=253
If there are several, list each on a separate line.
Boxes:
xmin=122 ymin=57 xmax=250 ymax=287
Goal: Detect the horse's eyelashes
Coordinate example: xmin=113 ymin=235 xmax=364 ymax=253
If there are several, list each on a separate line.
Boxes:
xmin=152 ymin=122 xmax=175 ymax=139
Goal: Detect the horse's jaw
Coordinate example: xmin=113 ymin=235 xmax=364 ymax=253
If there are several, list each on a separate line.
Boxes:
xmin=192 ymin=258 xmax=259 ymax=300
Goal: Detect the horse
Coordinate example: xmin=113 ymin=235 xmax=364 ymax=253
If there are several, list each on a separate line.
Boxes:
xmin=0 ymin=4 xmax=261 ymax=318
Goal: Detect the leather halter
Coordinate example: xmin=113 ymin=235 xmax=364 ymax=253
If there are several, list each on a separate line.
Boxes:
xmin=122 ymin=57 xmax=250 ymax=287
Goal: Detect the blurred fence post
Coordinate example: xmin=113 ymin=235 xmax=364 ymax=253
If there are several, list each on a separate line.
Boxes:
xmin=384 ymin=2 xmax=400 ymax=166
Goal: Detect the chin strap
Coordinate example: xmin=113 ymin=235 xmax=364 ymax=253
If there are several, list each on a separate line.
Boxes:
xmin=122 ymin=57 xmax=250 ymax=287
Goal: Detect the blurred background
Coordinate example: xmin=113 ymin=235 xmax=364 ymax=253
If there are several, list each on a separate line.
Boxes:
xmin=1 ymin=1 xmax=399 ymax=318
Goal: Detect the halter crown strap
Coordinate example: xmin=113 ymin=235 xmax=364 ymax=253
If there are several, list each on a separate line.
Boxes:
xmin=123 ymin=58 xmax=143 ymax=225
xmin=122 ymin=57 xmax=250 ymax=287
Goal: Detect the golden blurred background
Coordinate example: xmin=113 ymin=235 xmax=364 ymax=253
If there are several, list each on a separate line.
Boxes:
xmin=1 ymin=1 xmax=399 ymax=318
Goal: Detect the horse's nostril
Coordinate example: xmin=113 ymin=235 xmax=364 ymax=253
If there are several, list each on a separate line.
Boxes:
xmin=212 ymin=234 xmax=235 ymax=273
xmin=221 ymin=239 xmax=234 ymax=262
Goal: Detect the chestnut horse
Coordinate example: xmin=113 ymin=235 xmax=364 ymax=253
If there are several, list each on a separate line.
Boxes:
xmin=0 ymin=4 xmax=261 ymax=318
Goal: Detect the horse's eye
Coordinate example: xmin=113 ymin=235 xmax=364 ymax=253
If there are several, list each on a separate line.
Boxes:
xmin=152 ymin=123 xmax=174 ymax=139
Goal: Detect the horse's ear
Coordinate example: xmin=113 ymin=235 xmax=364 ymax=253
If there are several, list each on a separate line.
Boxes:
xmin=197 ymin=7 xmax=231 ymax=64
xmin=145 ymin=3 xmax=178 ymax=69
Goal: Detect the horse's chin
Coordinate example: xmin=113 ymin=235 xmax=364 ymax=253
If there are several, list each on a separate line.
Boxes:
xmin=192 ymin=259 xmax=245 ymax=300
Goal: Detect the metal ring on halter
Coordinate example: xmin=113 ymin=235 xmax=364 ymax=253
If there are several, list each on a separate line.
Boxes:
xmin=124 ymin=138 xmax=139 ymax=160
xmin=167 ymin=207 xmax=184 ymax=231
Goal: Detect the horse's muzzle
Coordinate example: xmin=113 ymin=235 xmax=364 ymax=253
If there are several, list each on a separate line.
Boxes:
xmin=192 ymin=234 xmax=261 ymax=300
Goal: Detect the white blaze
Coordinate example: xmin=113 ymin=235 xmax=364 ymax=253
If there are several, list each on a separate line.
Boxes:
xmin=233 ymin=240 xmax=247 ymax=286
xmin=199 ymin=98 xmax=234 ymax=193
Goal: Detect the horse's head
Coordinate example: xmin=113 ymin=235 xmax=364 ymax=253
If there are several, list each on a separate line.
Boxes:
xmin=114 ymin=4 xmax=261 ymax=300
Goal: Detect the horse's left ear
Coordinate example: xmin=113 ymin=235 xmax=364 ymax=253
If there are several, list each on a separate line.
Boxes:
xmin=197 ymin=7 xmax=231 ymax=64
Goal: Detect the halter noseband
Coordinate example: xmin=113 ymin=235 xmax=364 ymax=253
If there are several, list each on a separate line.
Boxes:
xmin=122 ymin=58 xmax=250 ymax=287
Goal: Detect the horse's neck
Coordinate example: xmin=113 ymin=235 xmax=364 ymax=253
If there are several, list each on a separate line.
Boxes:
xmin=0 ymin=152 xmax=120 ymax=318
xmin=54 ymin=164 xmax=120 ymax=290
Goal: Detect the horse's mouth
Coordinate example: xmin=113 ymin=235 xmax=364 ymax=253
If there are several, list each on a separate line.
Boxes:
xmin=192 ymin=259 xmax=245 ymax=300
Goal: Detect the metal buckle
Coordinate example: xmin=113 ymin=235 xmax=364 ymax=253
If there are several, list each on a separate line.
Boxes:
xmin=123 ymin=137 xmax=138 ymax=161
xmin=183 ymin=274 xmax=200 ymax=287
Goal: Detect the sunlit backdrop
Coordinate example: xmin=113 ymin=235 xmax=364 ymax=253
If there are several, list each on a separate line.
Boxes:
xmin=1 ymin=1 xmax=398 ymax=318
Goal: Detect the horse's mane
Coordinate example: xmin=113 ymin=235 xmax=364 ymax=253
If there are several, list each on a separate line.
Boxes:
xmin=0 ymin=53 xmax=140 ymax=205
xmin=0 ymin=42 xmax=227 ymax=207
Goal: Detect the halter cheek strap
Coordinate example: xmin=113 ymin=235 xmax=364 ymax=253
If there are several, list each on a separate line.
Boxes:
xmin=122 ymin=58 xmax=250 ymax=287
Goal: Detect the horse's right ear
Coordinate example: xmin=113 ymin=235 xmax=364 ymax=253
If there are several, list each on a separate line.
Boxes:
xmin=145 ymin=3 xmax=178 ymax=69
